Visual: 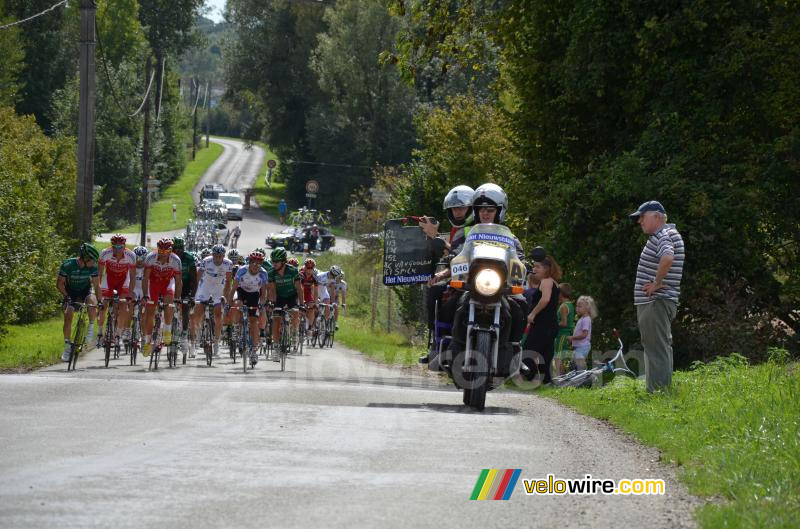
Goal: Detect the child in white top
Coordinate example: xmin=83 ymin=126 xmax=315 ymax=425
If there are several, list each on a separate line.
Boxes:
xmin=568 ymin=296 xmax=598 ymax=371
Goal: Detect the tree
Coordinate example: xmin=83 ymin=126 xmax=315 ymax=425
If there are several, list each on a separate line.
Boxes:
xmin=0 ymin=2 xmax=25 ymax=106
xmin=0 ymin=107 xmax=76 ymax=325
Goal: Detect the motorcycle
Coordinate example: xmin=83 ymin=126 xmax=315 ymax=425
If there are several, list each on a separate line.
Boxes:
xmin=435 ymin=223 xmax=527 ymax=411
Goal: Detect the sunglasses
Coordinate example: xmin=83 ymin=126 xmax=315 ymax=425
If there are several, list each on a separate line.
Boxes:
xmin=112 ymin=244 xmax=125 ymax=250
xmin=157 ymin=248 xmax=171 ymax=255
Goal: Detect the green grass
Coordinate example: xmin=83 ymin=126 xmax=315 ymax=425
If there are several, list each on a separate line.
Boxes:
xmin=537 ymin=353 xmax=800 ymax=528
xmin=0 ymin=317 xmax=65 ymax=370
xmin=119 ymin=142 xmax=224 ymax=233
xmin=336 ymin=314 xmax=425 ymax=365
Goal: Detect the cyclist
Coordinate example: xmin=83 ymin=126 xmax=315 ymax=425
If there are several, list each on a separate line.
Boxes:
xmin=329 ymin=266 xmax=346 ymax=321
xmin=173 ymin=237 xmax=197 ymax=349
xmin=190 ymin=244 xmax=233 ymax=358
xmin=229 ymin=250 xmax=269 ymax=366
xmin=97 ymin=234 xmax=137 ymax=348
xmin=131 ymin=246 xmax=149 ymax=301
xmin=266 ymin=248 xmax=303 ymax=361
xmin=57 ymin=243 xmax=101 ymax=361
xmin=141 ymin=238 xmax=183 ymax=357
xmin=315 ymin=265 xmax=335 ymax=326
xmin=299 ymin=257 xmax=319 ymax=331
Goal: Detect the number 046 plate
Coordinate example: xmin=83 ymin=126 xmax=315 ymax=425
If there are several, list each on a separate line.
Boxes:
xmin=451 ymin=263 xmax=469 ymax=276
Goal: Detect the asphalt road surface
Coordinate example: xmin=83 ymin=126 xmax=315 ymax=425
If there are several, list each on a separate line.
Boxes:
xmin=98 ymin=137 xmax=354 ymax=254
xmin=0 ymin=337 xmax=700 ymax=529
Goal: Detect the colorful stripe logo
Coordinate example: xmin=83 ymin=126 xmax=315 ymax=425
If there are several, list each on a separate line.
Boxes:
xmin=470 ymin=469 xmax=522 ymax=500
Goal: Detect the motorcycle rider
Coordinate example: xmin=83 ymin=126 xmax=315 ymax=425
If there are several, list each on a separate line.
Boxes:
xmin=448 ymin=183 xmax=527 ymax=376
xmin=418 ymin=185 xmax=475 ymax=364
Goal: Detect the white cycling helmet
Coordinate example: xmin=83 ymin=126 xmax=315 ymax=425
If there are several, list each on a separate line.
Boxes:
xmin=443 ymin=185 xmax=475 ymax=228
xmin=472 ymin=183 xmax=508 ymax=223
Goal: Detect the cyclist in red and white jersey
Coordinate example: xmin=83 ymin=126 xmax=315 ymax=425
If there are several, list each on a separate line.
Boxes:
xmin=141 ymin=238 xmax=182 ymax=357
xmin=97 ymin=234 xmax=137 ymax=346
xmin=299 ymin=257 xmax=319 ymax=328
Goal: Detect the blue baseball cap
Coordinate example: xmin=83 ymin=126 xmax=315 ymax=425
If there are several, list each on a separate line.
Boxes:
xmin=629 ymin=200 xmax=666 ymax=220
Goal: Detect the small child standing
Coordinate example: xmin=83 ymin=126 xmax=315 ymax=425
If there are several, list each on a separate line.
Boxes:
xmin=553 ymin=283 xmax=575 ymax=375
xmin=568 ymin=296 xmax=598 ymax=371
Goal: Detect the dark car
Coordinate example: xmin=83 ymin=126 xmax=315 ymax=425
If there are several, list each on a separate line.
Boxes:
xmin=266 ymin=226 xmax=336 ymax=252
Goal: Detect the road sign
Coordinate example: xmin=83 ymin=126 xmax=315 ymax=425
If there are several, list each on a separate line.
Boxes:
xmin=306 ymin=180 xmax=320 ymax=193
xmin=267 ymin=159 xmax=277 ymax=169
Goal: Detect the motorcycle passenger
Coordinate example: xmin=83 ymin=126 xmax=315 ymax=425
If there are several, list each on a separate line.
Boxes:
xmin=448 ymin=183 xmax=527 ymax=376
xmin=419 ymin=185 xmax=475 ymax=364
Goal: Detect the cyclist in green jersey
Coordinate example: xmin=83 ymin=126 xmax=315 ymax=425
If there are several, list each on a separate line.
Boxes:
xmin=172 ymin=237 xmax=197 ymax=348
xmin=266 ymin=247 xmax=304 ymax=353
xmin=57 ymin=243 xmax=101 ymax=361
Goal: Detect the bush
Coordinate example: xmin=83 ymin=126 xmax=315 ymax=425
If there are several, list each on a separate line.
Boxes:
xmin=0 ymin=107 xmax=75 ymax=326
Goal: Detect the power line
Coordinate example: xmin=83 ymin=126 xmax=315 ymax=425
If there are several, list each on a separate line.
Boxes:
xmin=0 ymin=0 xmax=68 ymax=31
xmin=130 ymin=69 xmax=156 ymax=118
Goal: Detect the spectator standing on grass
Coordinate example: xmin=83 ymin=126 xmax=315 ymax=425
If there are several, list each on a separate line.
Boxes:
xmin=278 ymin=199 xmax=288 ymax=225
xmin=630 ymin=201 xmax=685 ymax=392
xmin=525 ymin=255 xmax=562 ymax=384
xmin=553 ymin=283 xmax=575 ymax=375
xmin=523 ymin=270 xmax=541 ymax=313
xmin=568 ymin=295 xmax=597 ymax=372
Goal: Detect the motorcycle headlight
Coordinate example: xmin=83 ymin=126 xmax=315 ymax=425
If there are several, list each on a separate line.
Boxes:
xmin=474 ymin=269 xmax=502 ymax=297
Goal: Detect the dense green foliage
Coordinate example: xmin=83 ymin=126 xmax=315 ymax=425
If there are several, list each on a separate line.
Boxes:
xmin=225 ymin=0 xmax=417 ymax=216
xmin=541 ymin=353 xmax=800 ymax=528
xmin=0 ymin=108 xmax=76 ymax=325
xmin=389 ymin=0 xmax=800 ymax=362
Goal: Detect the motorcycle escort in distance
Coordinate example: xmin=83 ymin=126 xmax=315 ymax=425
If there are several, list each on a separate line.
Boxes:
xmin=432 ymin=223 xmax=528 ymax=411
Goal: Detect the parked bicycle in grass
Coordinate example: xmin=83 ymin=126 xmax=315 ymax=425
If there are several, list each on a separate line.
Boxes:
xmin=57 ymin=243 xmax=101 ymax=363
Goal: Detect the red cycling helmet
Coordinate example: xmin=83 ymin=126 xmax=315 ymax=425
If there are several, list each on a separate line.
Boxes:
xmin=110 ymin=234 xmax=127 ymax=245
xmin=249 ymin=251 xmax=265 ymax=262
xmin=156 ymin=238 xmax=173 ymax=250
xmin=304 ymin=258 xmax=316 ymax=268
xmin=288 ymin=257 xmax=299 ymax=267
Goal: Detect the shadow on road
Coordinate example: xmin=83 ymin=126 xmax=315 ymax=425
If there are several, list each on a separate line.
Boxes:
xmin=366 ymin=402 xmax=519 ymax=415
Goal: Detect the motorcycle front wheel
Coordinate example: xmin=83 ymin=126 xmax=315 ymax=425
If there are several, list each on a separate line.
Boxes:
xmin=462 ymin=331 xmax=491 ymax=411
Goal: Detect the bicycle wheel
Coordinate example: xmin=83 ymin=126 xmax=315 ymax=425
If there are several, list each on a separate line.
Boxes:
xmin=104 ymin=305 xmax=113 ymax=367
xmin=326 ymin=317 xmax=335 ymax=348
xmin=204 ymin=319 xmax=213 ymax=366
xmin=68 ymin=311 xmax=87 ymax=372
xmin=297 ymin=323 xmax=304 ymax=356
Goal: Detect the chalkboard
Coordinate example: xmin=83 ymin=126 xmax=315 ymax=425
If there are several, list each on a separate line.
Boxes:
xmin=383 ymin=219 xmax=443 ymax=285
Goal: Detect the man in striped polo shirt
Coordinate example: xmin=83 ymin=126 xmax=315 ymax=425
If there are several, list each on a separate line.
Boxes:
xmin=630 ymin=201 xmax=685 ymax=392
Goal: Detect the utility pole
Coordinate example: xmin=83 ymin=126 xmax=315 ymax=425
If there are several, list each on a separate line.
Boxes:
xmin=140 ymin=56 xmax=152 ymax=247
xmin=204 ymin=81 xmax=210 ymax=148
xmin=191 ymin=77 xmax=199 ymax=160
xmin=76 ymin=0 xmax=97 ymax=241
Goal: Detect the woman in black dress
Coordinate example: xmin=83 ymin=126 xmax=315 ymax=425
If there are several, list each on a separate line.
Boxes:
xmin=525 ymin=255 xmax=562 ymax=384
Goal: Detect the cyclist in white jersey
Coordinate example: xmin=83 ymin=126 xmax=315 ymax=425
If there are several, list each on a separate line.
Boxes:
xmin=329 ymin=267 xmax=346 ymax=321
xmin=190 ymin=245 xmax=233 ymax=357
xmin=228 ymin=250 xmax=269 ymax=365
xmin=131 ymin=246 xmax=148 ymax=300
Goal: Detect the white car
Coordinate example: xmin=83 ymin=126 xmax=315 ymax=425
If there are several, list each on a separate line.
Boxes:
xmin=219 ymin=192 xmax=244 ymax=220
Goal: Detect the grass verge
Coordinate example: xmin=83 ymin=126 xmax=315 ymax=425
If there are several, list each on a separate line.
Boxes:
xmin=537 ymin=353 xmax=800 ymax=528
xmin=336 ymin=314 xmax=425 ymax=366
xmin=118 ymin=142 xmax=223 ymax=233
xmin=0 ymin=317 xmax=64 ymax=371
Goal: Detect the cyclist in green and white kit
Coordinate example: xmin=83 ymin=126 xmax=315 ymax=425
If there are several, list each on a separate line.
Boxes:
xmin=57 ymin=243 xmax=101 ymax=361
xmin=266 ymin=248 xmax=303 ymax=360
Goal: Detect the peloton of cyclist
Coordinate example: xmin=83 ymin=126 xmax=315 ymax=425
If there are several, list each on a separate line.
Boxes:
xmin=266 ymin=248 xmax=303 ymax=361
xmin=141 ymin=238 xmax=183 ymax=357
xmin=228 ymin=250 xmax=269 ymax=366
xmin=96 ymin=234 xmax=137 ymax=348
xmin=189 ymin=244 xmax=232 ymax=358
xmin=57 ymin=243 xmax=101 ymax=361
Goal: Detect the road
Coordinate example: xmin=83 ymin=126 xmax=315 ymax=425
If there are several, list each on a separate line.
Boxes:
xmin=0 ymin=339 xmax=699 ymax=528
xmin=98 ymin=137 xmax=354 ymax=254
